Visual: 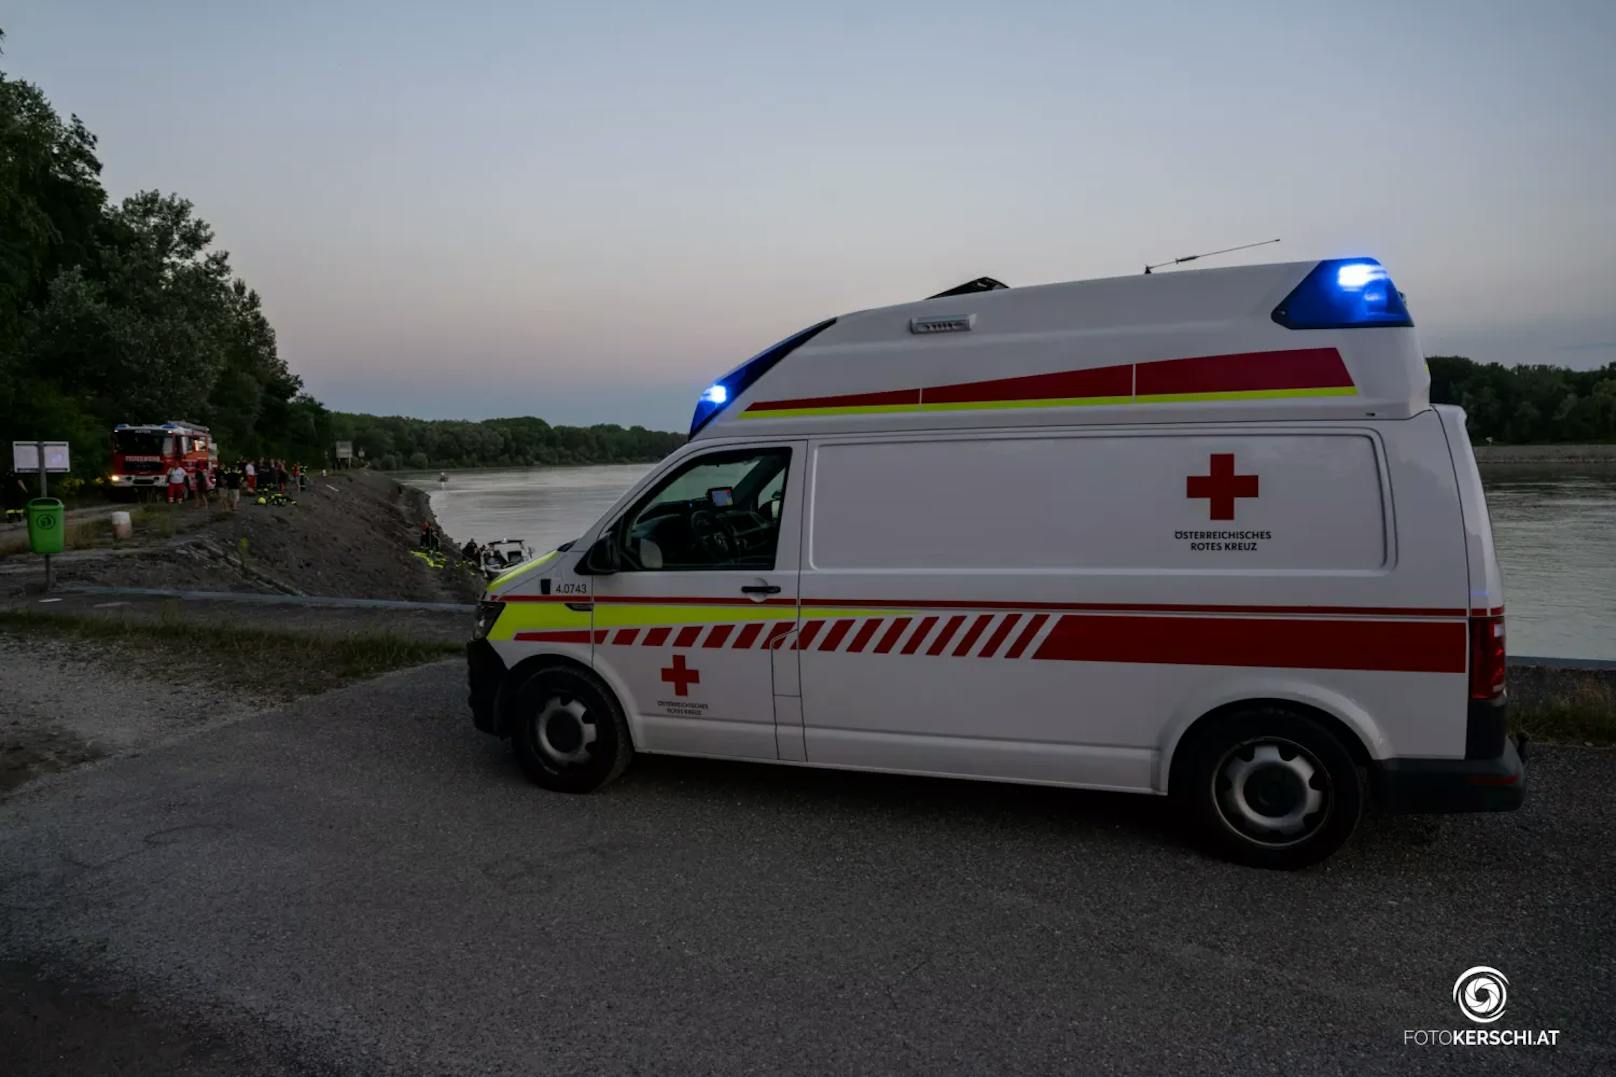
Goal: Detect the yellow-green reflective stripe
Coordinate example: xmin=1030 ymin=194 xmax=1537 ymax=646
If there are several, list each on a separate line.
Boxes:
xmin=491 ymin=603 xmax=912 ymax=642
xmin=595 ymin=604 xmax=799 ymax=628
xmin=487 ymin=598 xmax=589 ymax=640
xmin=594 ymin=605 xmax=905 ymax=628
xmin=488 ymin=548 xmax=559 ymax=591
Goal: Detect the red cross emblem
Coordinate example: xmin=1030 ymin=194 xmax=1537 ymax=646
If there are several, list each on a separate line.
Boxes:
xmin=1187 ymin=453 xmax=1259 ymax=520
xmin=660 ymin=653 xmax=701 ymax=697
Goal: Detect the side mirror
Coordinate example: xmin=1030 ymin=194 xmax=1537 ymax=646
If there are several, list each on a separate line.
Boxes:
xmin=580 ymin=533 xmax=619 ymax=575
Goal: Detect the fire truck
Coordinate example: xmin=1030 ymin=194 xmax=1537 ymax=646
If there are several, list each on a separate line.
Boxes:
xmin=108 ymin=421 xmax=218 ymax=498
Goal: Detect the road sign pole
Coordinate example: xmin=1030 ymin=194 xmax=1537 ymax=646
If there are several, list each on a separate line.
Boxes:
xmin=38 ymin=439 xmax=51 ymax=591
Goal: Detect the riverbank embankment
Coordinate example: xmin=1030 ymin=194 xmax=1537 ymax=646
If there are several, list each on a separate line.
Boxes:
xmin=0 ymin=470 xmax=481 ymax=604
xmin=1475 ymin=443 xmax=1616 ymax=465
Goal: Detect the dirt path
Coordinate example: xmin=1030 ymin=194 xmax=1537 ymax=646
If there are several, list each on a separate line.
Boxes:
xmin=0 ymin=633 xmax=273 ymax=796
xmin=0 ymin=471 xmax=481 ymax=604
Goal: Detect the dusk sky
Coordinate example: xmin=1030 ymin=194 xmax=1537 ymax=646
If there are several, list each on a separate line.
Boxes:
xmin=6 ymin=1 xmax=1613 ymax=431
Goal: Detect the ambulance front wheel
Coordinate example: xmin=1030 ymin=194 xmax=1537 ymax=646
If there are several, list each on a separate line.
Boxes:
xmin=1178 ymin=707 xmax=1364 ymax=870
xmin=509 ymin=665 xmax=633 ymax=793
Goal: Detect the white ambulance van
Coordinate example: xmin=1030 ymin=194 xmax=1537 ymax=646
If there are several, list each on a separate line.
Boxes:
xmin=467 ymin=259 xmax=1523 ymax=868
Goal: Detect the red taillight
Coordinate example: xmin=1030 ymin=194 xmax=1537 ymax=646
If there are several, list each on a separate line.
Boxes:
xmin=1468 ymin=614 xmax=1506 ymax=701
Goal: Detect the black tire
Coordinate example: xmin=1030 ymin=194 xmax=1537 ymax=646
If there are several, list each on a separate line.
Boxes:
xmin=508 ymin=665 xmax=633 ymax=793
xmin=1177 ymin=707 xmax=1364 ymax=870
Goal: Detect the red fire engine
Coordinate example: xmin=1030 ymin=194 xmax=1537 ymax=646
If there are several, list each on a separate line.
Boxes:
xmin=108 ymin=421 xmax=218 ymax=498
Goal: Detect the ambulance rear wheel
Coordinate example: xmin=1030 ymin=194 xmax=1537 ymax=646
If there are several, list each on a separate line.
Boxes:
xmin=510 ymin=666 xmax=632 ymax=793
xmin=1180 ymin=708 xmax=1363 ymax=870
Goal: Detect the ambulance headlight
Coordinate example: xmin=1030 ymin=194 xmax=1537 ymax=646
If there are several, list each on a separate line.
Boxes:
xmin=1272 ymin=257 xmax=1412 ymax=330
xmin=473 ymin=599 xmax=505 ymax=640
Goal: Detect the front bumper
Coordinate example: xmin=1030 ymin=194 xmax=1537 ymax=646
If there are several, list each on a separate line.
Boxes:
xmin=467 ymin=638 xmax=508 ymax=736
xmin=1374 ymin=735 xmax=1527 ymax=814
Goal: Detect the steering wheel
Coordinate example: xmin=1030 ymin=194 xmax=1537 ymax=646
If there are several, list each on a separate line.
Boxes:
xmin=689 ymin=509 xmax=735 ymax=561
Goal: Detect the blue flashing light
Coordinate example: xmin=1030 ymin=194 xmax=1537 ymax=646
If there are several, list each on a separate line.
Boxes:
xmin=689 ymin=318 xmax=837 ymax=438
xmin=1272 ymin=258 xmax=1412 ymax=330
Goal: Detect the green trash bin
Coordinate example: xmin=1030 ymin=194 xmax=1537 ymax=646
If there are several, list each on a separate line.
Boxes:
xmin=26 ymin=497 xmax=65 ymax=555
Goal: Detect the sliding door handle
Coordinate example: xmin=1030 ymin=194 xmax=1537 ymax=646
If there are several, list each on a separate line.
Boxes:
xmin=741 ymin=584 xmax=782 ymax=595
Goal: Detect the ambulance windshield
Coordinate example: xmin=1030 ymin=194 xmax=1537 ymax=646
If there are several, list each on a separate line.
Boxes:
xmin=618 ymin=448 xmax=790 ymax=571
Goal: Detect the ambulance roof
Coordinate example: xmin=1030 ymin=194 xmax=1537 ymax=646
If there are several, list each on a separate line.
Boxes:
xmin=691 ymin=258 xmax=1428 ymax=440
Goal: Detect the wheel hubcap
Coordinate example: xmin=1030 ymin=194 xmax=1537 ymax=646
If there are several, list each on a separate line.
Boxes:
xmin=1214 ymin=739 xmax=1329 ymax=846
xmin=534 ymin=696 xmax=596 ymax=766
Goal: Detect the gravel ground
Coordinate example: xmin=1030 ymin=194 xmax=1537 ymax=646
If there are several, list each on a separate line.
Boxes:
xmin=0 ymin=633 xmax=271 ymax=795
xmin=2 ymin=661 xmax=1612 ymax=1076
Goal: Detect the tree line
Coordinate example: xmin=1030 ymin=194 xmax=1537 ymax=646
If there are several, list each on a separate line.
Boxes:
xmin=1428 ymin=356 xmax=1616 ymax=444
xmin=0 ymin=30 xmax=681 ymax=487
xmin=330 ymin=413 xmax=684 ymax=471
xmin=0 ymin=28 xmax=325 ymax=478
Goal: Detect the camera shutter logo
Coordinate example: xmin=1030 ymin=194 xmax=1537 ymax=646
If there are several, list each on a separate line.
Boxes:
xmin=1453 ymin=966 xmax=1508 ymax=1024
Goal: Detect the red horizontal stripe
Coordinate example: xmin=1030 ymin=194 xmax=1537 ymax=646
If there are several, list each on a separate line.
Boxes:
xmin=1135 ymin=348 xmax=1350 ymax=396
xmin=798 ymin=598 xmax=1466 ymax=618
xmin=594 ymin=594 xmax=796 ymax=607
xmin=747 ymin=387 xmax=920 ymax=413
xmin=742 ymin=348 xmax=1351 ymax=415
xmin=513 ymin=630 xmax=593 ymax=643
xmin=923 ymin=364 xmax=1132 ymax=405
xmin=1032 ymin=614 xmax=1466 ymax=673
xmin=505 ymin=593 xmax=1465 ymax=619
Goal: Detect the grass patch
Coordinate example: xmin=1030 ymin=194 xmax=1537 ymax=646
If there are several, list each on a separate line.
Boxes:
xmin=0 ymin=608 xmax=460 ymax=697
xmin=1513 ymin=678 xmax=1616 ymax=746
xmin=0 ymin=503 xmax=187 ymax=556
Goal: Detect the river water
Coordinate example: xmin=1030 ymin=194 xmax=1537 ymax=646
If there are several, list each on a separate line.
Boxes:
xmin=403 ymin=463 xmax=1616 ymax=660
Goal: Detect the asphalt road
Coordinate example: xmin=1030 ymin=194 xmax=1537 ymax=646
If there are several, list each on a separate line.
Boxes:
xmin=2 ymin=661 xmax=1613 ymax=1076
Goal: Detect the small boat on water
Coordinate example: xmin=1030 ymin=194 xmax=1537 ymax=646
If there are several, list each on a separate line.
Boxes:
xmin=480 ymin=537 xmax=534 ymax=579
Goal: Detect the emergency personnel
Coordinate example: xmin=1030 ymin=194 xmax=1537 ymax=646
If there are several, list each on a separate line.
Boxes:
xmin=192 ymin=464 xmax=211 ymax=508
xmin=222 ymin=462 xmax=243 ymax=511
xmin=244 ymin=459 xmax=257 ymax=493
xmin=166 ymin=463 xmax=188 ymax=504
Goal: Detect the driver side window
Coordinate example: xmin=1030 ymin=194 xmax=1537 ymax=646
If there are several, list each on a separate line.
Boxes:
xmin=615 ymin=448 xmax=791 ymax=572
